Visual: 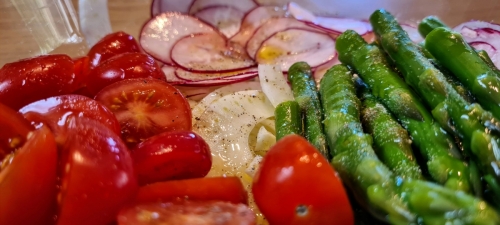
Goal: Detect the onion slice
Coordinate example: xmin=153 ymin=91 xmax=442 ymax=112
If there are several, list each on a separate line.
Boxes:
xmin=256 ymin=28 xmax=336 ymax=71
xmin=194 ymin=5 xmax=245 ymax=37
xmin=454 ymin=21 xmax=500 ymax=69
xmin=140 ymin=12 xmax=216 ymax=65
xmin=230 ymin=6 xmax=288 ymax=47
xmin=193 ymin=90 xmax=275 ymax=178
xmin=171 ymin=32 xmax=255 ymax=72
xmin=189 ymin=0 xmax=257 ymax=15
xmin=245 ymin=17 xmax=317 ymax=59
xmin=287 ymin=2 xmax=372 ymax=35
xmin=258 ymin=64 xmax=294 ymax=107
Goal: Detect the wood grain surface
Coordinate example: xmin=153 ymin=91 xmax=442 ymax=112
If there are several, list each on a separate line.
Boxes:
xmin=1 ymin=0 xmax=499 ymax=66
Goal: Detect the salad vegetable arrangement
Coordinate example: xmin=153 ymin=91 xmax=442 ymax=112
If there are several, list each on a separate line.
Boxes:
xmin=2 ymin=0 xmax=500 ymax=224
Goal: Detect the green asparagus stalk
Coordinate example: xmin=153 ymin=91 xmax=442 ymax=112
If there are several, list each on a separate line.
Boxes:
xmin=476 ymin=49 xmax=500 ymax=73
xmin=336 ymin=30 xmax=469 ymax=192
xmin=418 ymin=16 xmax=447 ymax=37
xmin=425 ymin=27 xmax=500 ymax=120
xmin=359 ymin=91 xmax=423 ymax=180
xmin=321 ymin=64 xmax=500 ymax=225
xmin=320 ymin=64 xmax=416 ymax=224
xmin=274 ymin=100 xmax=302 ymax=140
xmin=370 ymin=10 xmax=500 ymax=189
xmin=287 ymin=62 xmax=329 ymax=159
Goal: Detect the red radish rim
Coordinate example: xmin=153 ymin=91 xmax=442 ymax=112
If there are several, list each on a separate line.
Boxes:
xmin=470 ymin=41 xmax=498 ymax=50
xmin=229 ymin=5 xmax=288 ymax=41
xmin=188 ymin=0 xmax=258 ymax=15
xmin=302 ymin=21 xmax=342 ymax=35
xmin=172 ymin=74 xmax=258 ymax=87
xmin=170 ymin=32 xmax=256 ymax=73
xmin=175 ymin=67 xmax=258 ymax=82
xmin=254 ymin=27 xmax=336 ymax=70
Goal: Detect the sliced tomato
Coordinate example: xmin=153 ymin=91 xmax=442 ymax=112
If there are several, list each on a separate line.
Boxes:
xmin=0 ymin=126 xmax=58 ymax=225
xmin=19 ymin=94 xmax=121 ymax=141
xmin=135 ymin=177 xmax=248 ymax=205
xmin=0 ymin=102 xmax=33 ymax=161
xmin=87 ymin=31 xmax=141 ymax=68
xmin=132 ymin=131 xmax=211 ymax=185
xmin=56 ymin=117 xmax=138 ymax=225
xmin=95 ymin=78 xmax=192 ymax=147
xmin=0 ymin=54 xmax=83 ymax=110
xmin=117 ymin=200 xmax=255 ymax=225
xmin=252 ymin=135 xmax=354 ymax=225
xmin=86 ymin=52 xmax=165 ymax=95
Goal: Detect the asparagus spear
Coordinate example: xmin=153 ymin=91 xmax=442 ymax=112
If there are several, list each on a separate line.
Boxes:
xmin=370 ymin=10 xmax=500 ymax=188
xmin=336 ymin=30 xmax=469 ymax=192
xmin=321 ymin=64 xmax=500 ymax=225
xmin=425 ymin=27 xmax=500 ymax=120
xmin=274 ymin=100 xmax=302 ymax=140
xmin=288 ymin=62 xmax=329 ymax=159
xmin=359 ymin=91 xmax=423 ymax=180
xmin=418 ymin=16 xmax=447 ymax=37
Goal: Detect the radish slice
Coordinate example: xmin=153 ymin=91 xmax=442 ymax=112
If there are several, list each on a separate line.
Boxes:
xmin=401 ymin=24 xmax=423 ymax=43
xmin=258 ymin=64 xmax=294 ymax=107
xmin=171 ymin=32 xmax=255 ymax=72
xmin=140 ymin=12 xmax=216 ymax=65
xmin=174 ymin=85 xmax=226 ymax=101
xmin=191 ymin=81 xmax=262 ymax=123
xmin=194 ymin=90 xmax=275 ymax=179
xmin=194 ymin=5 xmax=245 ymax=37
xmin=246 ymin=17 xmax=317 ymax=59
xmin=188 ymin=0 xmax=257 ymax=15
xmin=314 ymin=56 xmax=341 ymax=86
xmin=287 ymin=2 xmax=372 ymax=35
xmin=256 ymin=28 xmax=336 ymax=71
xmin=163 ymin=65 xmax=257 ymax=86
xmin=151 ymin=0 xmax=194 ymax=16
xmin=230 ymin=6 xmax=288 ymax=47
xmin=175 ymin=67 xmax=258 ymax=81
xmin=454 ymin=21 xmax=500 ymax=69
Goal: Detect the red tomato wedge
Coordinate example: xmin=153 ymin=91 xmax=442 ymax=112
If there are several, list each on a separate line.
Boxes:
xmin=0 ymin=126 xmax=58 ymax=225
xmin=95 ymin=78 xmax=192 ymax=147
xmin=134 ymin=177 xmax=248 ymax=205
xmin=87 ymin=31 xmax=141 ymax=68
xmin=252 ymin=135 xmax=354 ymax=225
xmin=19 ymin=94 xmax=121 ymax=140
xmin=86 ymin=52 xmax=165 ymax=95
xmin=56 ymin=117 xmax=138 ymax=225
xmin=117 ymin=200 xmax=256 ymax=225
xmin=0 ymin=102 xmax=33 ymax=160
xmin=132 ymin=131 xmax=212 ymax=186
xmin=0 ymin=54 xmax=83 ymax=110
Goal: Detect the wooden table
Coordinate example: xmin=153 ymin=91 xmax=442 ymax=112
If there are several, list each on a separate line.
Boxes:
xmin=1 ymin=0 xmax=499 ymax=66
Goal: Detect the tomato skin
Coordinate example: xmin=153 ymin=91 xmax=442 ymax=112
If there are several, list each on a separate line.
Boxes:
xmin=132 ymin=131 xmax=211 ymax=185
xmin=87 ymin=31 xmax=141 ymax=68
xmin=86 ymin=52 xmax=165 ymax=95
xmin=0 ymin=54 xmax=82 ymax=110
xmin=0 ymin=126 xmax=58 ymax=225
xmin=0 ymin=102 xmax=33 ymax=160
xmin=95 ymin=78 xmax=192 ymax=147
xmin=134 ymin=177 xmax=248 ymax=205
xmin=19 ymin=94 xmax=121 ymax=139
xmin=117 ymin=200 xmax=256 ymax=225
xmin=57 ymin=117 xmax=138 ymax=225
xmin=252 ymin=135 xmax=354 ymax=225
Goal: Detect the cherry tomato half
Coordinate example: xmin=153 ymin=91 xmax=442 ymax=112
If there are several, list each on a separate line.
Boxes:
xmin=0 ymin=102 xmax=33 ymax=161
xmin=134 ymin=177 xmax=248 ymax=205
xmin=0 ymin=126 xmax=58 ymax=225
xmin=86 ymin=52 xmax=165 ymax=96
xmin=132 ymin=131 xmax=211 ymax=185
xmin=87 ymin=31 xmax=141 ymax=68
xmin=56 ymin=117 xmax=138 ymax=225
xmin=95 ymin=78 xmax=192 ymax=147
xmin=117 ymin=200 xmax=256 ymax=225
xmin=0 ymin=54 xmax=83 ymax=110
xmin=19 ymin=94 xmax=121 ymax=142
xmin=252 ymin=135 xmax=354 ymax=225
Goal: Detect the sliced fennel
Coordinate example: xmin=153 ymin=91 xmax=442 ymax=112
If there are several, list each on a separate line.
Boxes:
xmin=258 ymin=64 xmax=294 ymax=107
